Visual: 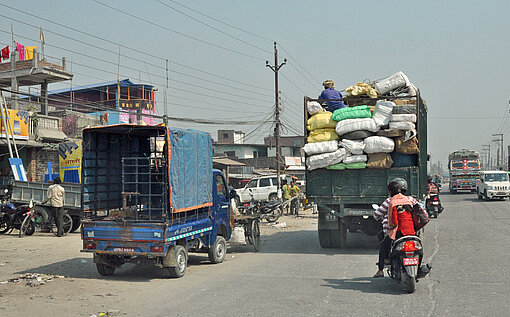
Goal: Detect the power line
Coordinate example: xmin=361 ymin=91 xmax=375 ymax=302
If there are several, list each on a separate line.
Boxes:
xmin=0 ymin=2 xmax=273 ymax=93
xmin=166 ymin=0 xmax=274 ymax=42
xmin=279 ymin=44 xmax=321 ymax=86
xmin=0 ymin=12 xmax=269 ymax=99
xmin=90 ymin=0 xmax=266 ymax=61
xmin=155 ymin=0 xmax=272 ymax=55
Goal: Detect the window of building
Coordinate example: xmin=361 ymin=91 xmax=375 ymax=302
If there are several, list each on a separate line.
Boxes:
xmin=253 ymin=151 xmax=258 ymax=158
xmin=224 ymin=151 xmax=236 ymax=158
xmin=222 ymin=133 xmax=229 ymax=139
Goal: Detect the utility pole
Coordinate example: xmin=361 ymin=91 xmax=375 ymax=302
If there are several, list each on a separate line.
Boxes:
xmin=492 ymin=133 xmax=503 ymax=169
xmin=482 ymin=144 xmax=491 ymax=169
xmin=266 ymin=42 xmax=286 ymax=198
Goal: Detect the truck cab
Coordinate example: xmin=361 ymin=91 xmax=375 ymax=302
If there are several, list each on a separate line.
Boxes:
xmin=476 ymin=171 xmax=510 ymax=200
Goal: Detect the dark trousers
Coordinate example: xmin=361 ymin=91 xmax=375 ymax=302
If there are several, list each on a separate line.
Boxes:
xmin=290 ymin=198 xmax=299 ymax=215
xmin=377 ymin=231 xmax=404 ymax=270
xmin=50 ymin=206 xmax=64 ymax=236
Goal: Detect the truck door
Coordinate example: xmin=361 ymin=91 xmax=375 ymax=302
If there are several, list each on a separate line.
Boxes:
xmin=214 ymin=173 xmax=230 ymax=226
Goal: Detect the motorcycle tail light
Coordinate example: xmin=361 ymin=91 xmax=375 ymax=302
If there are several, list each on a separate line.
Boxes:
xmin=403 ymin=241 xmax=419 ymax=252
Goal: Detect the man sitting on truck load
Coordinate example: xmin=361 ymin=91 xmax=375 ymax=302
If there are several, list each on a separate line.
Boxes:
xmin=373 ymin=178 xmax=427 ymax=278
xmin=318 ymin=80 xmax=346 ymax=112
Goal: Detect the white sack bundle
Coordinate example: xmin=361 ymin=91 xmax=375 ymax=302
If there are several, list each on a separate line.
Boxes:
xmin=391 ymin=113 xmax=417 ymax=123
xmin=306 ymin=148 xmax=346 ymax=170
xmin=343 ymin=154 xmax=368 ymax=164
xmin=374 ymin=71 xmax=411 ymax=95
xmin=372 ymin=100 xmax=394 ymax=126
xmin=307 ymin=101 xmax=324 ymax=115
xmin=363 ymin=136 xmax=395 ymax=154
xmin=335 ymin=118 xmax=378 ymax=136
xmin=303 ymin=140 xmax=338 ymax=156
xmin=389 ymin=121 xmax=416 ymax=131
xmin=341 ymin=139 xmax=365 ymax=155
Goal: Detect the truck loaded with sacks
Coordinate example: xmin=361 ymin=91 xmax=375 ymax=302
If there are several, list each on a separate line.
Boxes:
xmin=303 ymin=72 xmax=428 ymax=248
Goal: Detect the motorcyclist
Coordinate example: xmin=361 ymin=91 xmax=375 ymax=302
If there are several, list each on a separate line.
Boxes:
xmin=426 ymin=175 xmax=443 ymax=213
xmin=373 ymin=178 xmax=422 ymax=278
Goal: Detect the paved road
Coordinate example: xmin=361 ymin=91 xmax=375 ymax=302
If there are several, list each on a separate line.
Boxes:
xmin=1 ymin=192 xmax=509 ymax=316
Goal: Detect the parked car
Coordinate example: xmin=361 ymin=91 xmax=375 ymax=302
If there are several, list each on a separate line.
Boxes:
xmin=236 ymin=175 xmax=279 ymax=203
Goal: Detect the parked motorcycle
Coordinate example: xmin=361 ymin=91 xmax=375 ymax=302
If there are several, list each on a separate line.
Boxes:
xmin=237 ymin=189 xmax=283 ymax=223
xmin=0 ymin=196 xmax=35 ymax=237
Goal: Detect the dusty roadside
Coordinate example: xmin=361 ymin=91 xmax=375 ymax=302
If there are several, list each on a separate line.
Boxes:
xmin=0 ymin=209 xmax=317 ymax=316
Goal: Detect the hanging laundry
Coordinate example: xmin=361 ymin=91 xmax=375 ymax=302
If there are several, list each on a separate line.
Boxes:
xmin=25 ymin=46 xmax=37 ymax=60
xmin=15 ymin=42 xmax=25 ymax=60
xmin=0 ymin=46 xmax=9 ymax=61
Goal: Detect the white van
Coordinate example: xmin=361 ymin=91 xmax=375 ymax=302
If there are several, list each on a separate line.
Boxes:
xmin=476 ymin=171 xmax=510 ymax=200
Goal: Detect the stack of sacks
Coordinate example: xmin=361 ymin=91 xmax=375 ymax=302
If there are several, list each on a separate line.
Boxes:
xmin=303 ymin=140 xmax=345 ymax=171
xmin=307 ymin=101 xmax=324 ymax=115
xmin=374 ymin=71 xmax=417 ymax=97
xmin=306 ymin=111 xmax=338 ymax=143
xmin=364 ymin=136 xmax=395 ymax=169
xmin=345 ymin=83 xmax=378 ymax=98
xmin=331 ymin=105 xmax=372 ymax=122
xmin=340 ymin=139 xmax=368 ymax=169
xmin=372 ymin=100 xmax=394 ymax=127
xmin=306 ymin=148 xmax=347 ymax=171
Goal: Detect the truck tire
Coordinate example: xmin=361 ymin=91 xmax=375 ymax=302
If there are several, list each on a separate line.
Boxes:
xmin=330 ymin=223 xmax=347 ymax=248
xmin=70 ymin=216 xmax=81 ymax=233
xmin=208 ymin=235 xmax=227 ymax=264
xmin=318 ymin=229 xmax=332 ymax=248
xmin=96 ymin=263 xmax=115 ymax=276
xmin=168 ymin=245 xmax=187 ymax=278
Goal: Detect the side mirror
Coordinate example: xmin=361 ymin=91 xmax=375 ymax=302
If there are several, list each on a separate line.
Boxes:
xmin=29 ymin=199 xmax=33 ymax=209
xmin=229 ymin=189 xmax=237 ymax=198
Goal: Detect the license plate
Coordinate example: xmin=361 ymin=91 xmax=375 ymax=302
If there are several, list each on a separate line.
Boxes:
xmin=113 ymin=247 xmax=135 ymax=252
xmin=403 ymin=257 xmax=419 ymax=266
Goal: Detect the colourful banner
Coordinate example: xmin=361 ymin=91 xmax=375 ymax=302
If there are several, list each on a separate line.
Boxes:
xmin=0 ymin=109 xmax=29 ymax=140
xmin=59 ymin=141 xmax=82 ymax=183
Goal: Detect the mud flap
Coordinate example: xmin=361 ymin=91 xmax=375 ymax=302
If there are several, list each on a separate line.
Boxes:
xmin=405 ymin=264 xmax=418 ymax=278
xmin=163 ymin=245 xmax=178 ymax=267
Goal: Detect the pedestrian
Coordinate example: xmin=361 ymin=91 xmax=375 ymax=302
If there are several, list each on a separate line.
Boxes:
xmin=319 ymin=80 xmax=346 ymax=112
xmin=281 ymin=179 xmax=292 ymax=215
xmin=42 ymin=177 xmax=65 ymax=237
xmin=290 ymin=180 xmax=301 ymax=216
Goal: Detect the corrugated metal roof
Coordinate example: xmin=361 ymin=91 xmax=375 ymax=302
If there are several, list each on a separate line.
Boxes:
xmin=213 ymin=157 xmax=246 ymax=166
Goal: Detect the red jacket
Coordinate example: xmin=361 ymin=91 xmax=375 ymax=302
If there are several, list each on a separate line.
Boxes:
xmin=387 ymin=194 xmax=415 ymax=239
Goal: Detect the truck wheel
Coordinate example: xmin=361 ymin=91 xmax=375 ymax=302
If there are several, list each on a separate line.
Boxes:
xmin=208 ymin=235 xmax=227 ymax=264
xmin=168 ymin=245 xmax=187 ymax=278
xmin=330 ymin=223 xmax=347 ymax=248
xmin=96 ymin=263 xmax=115 ymax=276
xmin=318 ymin=229 xmax=332 ymax=248
xmin=70 ymin=216 xmax=81 ymax=233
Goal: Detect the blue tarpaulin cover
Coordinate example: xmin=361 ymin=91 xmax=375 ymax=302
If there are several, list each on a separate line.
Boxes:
xmin=167 ymin=127 xmax=213 ymax=212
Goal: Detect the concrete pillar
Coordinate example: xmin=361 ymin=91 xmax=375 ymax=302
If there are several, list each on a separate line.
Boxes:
xmin=41 ymin=80 xmax=48 ymax=115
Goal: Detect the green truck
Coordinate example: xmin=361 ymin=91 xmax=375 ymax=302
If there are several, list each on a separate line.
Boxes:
xmin=304 ymin=94 xmax=428 ymax=248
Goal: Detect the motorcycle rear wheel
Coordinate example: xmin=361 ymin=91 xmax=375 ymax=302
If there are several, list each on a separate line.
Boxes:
xmin=0 ymin=217 xmax=9 ymax=234
xmin=19 ymin=215 xmax=35 ymax=237
xmin=406 ymin=274 xmax=416 ymax=293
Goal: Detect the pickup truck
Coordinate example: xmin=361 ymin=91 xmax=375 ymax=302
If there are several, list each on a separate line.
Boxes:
xmin=80 ymin=125 xmax=232 ymax=278
xmin=476 ymin=170 xmax=510 ymax=200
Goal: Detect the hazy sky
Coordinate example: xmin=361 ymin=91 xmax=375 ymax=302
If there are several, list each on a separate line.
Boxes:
xmin=1 ymin=0 xmax=509 ymax=168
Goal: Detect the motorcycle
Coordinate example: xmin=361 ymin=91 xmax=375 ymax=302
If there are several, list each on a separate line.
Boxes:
xmin=388 ymin=235 xmax=424 ymax=293
xmin=237 ymin=189 xmax=283 ymax=223
xmin=426 ymin=195 xmax=441 ymax=218
xmin=0 ymin=195 xmax=35 ymax=237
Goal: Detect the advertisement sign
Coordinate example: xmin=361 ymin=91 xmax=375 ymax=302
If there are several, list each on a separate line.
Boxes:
xmin=59 ymin=141 xmax=82 ymax=183
xmin=0 ymin=109 xmax=29 ymax=140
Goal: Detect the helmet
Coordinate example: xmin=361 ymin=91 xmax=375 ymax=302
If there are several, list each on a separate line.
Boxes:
xmin=5 ymin=203 xmax=15 ymax=211
xmin=427 ymin=175 xmax=432 ymax=183
xmin=388 ymin=178 xmax=407 ymax=196
xmin=322 ymin=80 xmax=334 ymax=89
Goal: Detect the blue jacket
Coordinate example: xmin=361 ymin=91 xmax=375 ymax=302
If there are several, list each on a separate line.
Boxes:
xmin=319 ymin=88 xmax=346 ymax=111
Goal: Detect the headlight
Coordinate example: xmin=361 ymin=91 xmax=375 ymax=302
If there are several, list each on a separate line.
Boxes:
xmin=488 ymin=186 xmax=494 ymax=190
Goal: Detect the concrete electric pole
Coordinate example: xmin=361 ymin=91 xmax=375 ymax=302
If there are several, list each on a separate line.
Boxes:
xmin=492 ymin=133 xmax=503 ymax=169
xmin=266 ymin=42 xmax=286 ymax=198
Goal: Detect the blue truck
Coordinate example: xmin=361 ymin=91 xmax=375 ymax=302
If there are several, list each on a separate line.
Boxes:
xmin=80 ymin=124 xmax=232 ymax=278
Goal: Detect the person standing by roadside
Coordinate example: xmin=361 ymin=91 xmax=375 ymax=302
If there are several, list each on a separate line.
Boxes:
xmin=290 ymin=180 xmax=301 ymax=216
xmin=42 ymin=177 xmax=65 ymax=237
xmin=282 ymin=179 xmax=292 ymax=215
